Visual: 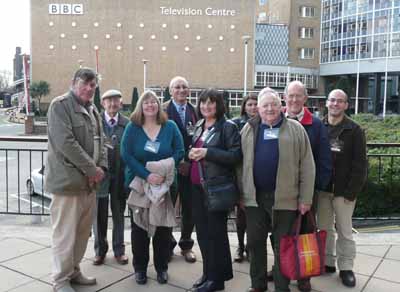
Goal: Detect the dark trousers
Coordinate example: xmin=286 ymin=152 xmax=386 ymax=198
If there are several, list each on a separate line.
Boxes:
xmin=93 ymin=192 xmax=126 ymax=257
xmin=130 ymin=214 xmax=170 ymax=273
xmin=245 ymin=192 xmax=297 ymax=291
xmin=170 ymin=173 xmax=195 ymax=251
xmin=192 ymin=184 xmax=233 ymax=282
xmin=236 ymin=206 xmax=247 ymax=250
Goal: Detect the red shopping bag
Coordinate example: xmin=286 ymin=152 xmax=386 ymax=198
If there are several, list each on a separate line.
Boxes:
xmin=280 ymin=212 xmax=326 ymax=280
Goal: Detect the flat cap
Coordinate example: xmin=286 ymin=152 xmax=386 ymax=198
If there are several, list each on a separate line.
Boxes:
xmin=101 ymin=89 xmax=122 ymax=100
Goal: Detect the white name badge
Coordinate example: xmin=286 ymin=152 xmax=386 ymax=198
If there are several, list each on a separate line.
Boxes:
xmin=144 ymin=140 xmax=160 ymax=154
xmin=330 ymin=139 xmax=344 ymax=153
xmin=264 ymin=128 xmax=279 ymax=140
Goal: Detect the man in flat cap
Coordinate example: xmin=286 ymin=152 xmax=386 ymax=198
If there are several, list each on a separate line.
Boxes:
xmin=92 ymin=89 xmax=130 ymax=266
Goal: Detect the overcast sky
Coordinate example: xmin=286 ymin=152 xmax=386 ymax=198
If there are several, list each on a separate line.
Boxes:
xmin=0 ymin=0 xmax=30 ymax=79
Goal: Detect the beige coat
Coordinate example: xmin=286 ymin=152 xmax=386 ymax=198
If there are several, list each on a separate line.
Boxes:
xmin=240 ymin=115 xmax=315 ymax=210
xmin=127 ymin=157 xmax=176 ymax=236
xmin=45 ymin=90 xmax=107 ymax=195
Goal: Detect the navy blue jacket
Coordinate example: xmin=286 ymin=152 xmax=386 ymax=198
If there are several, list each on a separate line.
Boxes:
xmin=286 ymin=107 xmax=332 ymax=191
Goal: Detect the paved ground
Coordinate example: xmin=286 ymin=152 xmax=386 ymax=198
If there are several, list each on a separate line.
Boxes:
xmin=1 ymin=223 xmax=400 ymax=292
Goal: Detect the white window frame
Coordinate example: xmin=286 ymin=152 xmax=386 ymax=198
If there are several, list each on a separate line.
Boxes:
xmin=299 ymin=6 xmax=315 ymax=18
xmin=299 ymin=48 xmax=315 ymax=59
xmin=299 ymin=27 xmax=314 ymax=39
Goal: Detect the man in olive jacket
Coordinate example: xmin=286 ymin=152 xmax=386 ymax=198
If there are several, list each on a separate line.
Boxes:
xmin=45 ymin=68 xmax=107 ymax=292
xmin=318 ymin=89 xmax=367 ymax=288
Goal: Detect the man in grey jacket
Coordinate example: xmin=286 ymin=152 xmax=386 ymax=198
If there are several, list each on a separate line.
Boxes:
xmin=45 ymin=68 xmax=107 ymax=292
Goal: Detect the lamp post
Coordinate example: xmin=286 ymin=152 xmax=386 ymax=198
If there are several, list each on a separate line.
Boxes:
xmin=142 ymin=59 xmax=148 ymax=92
xmin=287 ymin=61 xmax=292 ymax=85
xmin=383 ymin=0 xmax=394 ymax=118
xmin=78 ymin=59 xmax=84 ymax=68
xmin=355 ymin=3 xmax=360 ymax=114
xmin=242 ymin=35 xmax=251 ymax=96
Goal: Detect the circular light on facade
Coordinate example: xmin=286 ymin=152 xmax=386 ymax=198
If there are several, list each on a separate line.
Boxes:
xmin=208 ymin=24 xmax=213 ymax=29
xmin=173 ymin=35 xmax=179 ymax=40
xmin=230 ymin=48 xmax=235 ymax=53
xmin=207 ymin=47 xmax=212 ymax=52
xmin=49 ymin=21 xmax=54 ymax=27
xmin=116 ymin=45 xmax=122 ymax=50
xmin=184 ymin=46 xmax=190 ymax=52
xmin=219 ymin=36 xmax=224 ymax=41
xmin=185 ymin=24 xmax=190 ymax=29
xmin=150 ymin=34 xmax=156 ymax=40
xmin=230 ymin=24 xmax=235 ymax=30
xmin=60 ymin=33 xmax=66 ymax=38
xmin=49 ymin=45 xmax=55 ymax=50
xmin=83 ymin=33 xmax=88 ymax=39
xmin=139 ymin=46 xmax=144 ymax=51
xmin=94 ymin=45 xmax=99 ymax=50
xmin=162 ymin=46 xmax=166 ymax=51
xmin=72 ymin=45 xmax=77 ymax=50
xmin=162 ymin=23 xmax=167 ymax=28
xmin=117 ymin=22 xmax=122 ymax=28
xmin=94 ymin=22 xmax=99 ymax=27
xmin=71 ymin=21 xmax=76 ymax=27
xmin=196 ymin=35 xmax=201 ymax=40
xmin=105 ymin=34 xmax=111 ymax=39
xmin=139 ymin=23 xmax=144 ymax=28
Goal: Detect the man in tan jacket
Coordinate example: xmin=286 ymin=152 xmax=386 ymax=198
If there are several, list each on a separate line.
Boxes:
xmin=240 ymin=88 xmax=315 ymax=292
xmin=45 ymin=68 xmax=107 ymax=292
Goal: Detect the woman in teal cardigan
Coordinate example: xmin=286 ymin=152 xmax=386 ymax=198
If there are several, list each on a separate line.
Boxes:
xmin=121 ymin=90 xmax=184 ymax=286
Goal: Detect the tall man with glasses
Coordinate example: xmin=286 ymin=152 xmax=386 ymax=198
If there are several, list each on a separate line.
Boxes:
xmin=163 ymin=76 xmax=198 ymax=263
xmin=318 ymin=89 xmax=367 ymax=288
xmin=45 ymin=68 xmax=107 ymax=292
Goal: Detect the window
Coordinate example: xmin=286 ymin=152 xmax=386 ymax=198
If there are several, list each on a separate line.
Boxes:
xmin=299 ymin=27 xmax=314 ymax=39
xmin=298 ymin=48 xmax=315 ymax=59
xmin=299 ymin=6 xmax=315 ymax=17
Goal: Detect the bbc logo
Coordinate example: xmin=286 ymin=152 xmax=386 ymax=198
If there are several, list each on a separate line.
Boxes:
xmin=48 ymin=4 xmax=83 ymax=15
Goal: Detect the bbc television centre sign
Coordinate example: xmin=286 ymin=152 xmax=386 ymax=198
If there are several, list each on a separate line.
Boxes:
xmin=49 ymin=3 xmax=83 ymax=15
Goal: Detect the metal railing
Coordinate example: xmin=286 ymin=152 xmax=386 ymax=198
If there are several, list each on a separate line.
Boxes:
xmin=0 ymin=137 xmax=399 ymax=220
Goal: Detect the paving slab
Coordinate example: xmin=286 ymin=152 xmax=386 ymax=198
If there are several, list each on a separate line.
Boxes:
xmin=363 ymin=277 xmax=400 ymax=292
xmin=0 ymin=265 xmax=35 ymax=291
xmin=353 ymin=252 xmax=383 ymax=276
xmin=373 ymin=258 xmax=400 ymax=283
xmin=384 ymin=245 xmax=400 ymax=261
xmin=357 ymin=244 xmax=391 ymax=258
xmin=6 ymin=280 xmax=52 ymax=292
xmin=0 ymin=238 xmax=45 ymax=263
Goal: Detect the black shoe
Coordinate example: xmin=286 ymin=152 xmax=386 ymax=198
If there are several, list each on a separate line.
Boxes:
xmin=297 ymin=278 xmax=311 ymax=292
xmin=135 ymin=271 xmax=147 ymax=285
xmin=192 ymin=275 xmax=207 ymax=288
xmin=266 ymin=270 xmax=274 ymax=282
xmin=325 ymin=265 xmax=337 ymax=273
xmin=157 ymin=271 xmax=168 ymax=284
xmin=192 ymin=280 xmax=224 ymax=292
xmin=339 ymin=270 xmax=356 ymax=287
xmin=234 ymin=247 xmax=245 ymax=263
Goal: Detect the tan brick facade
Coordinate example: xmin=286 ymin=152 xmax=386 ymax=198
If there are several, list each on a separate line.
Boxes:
xmin=31 ymin=0 xmax=255 ymax=105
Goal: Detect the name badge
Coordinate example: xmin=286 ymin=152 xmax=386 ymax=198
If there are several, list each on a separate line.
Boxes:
xmin=144 ymin=140 xmax=160 ymax=154
xmin=264 ymin=128 xmax=279 ymax=140
xmin=330 ymin=139 xmax=344 ymax=153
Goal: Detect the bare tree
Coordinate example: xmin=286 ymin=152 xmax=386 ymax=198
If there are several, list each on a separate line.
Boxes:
xmin=0 ymin=70 xmax=11 ymax=90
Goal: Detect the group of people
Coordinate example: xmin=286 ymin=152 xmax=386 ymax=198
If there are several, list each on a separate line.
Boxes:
xmin=45 ymin=67 xmax=367 ymax=292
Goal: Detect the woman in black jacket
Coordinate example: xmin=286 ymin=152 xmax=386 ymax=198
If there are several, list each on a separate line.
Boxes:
xmin=188 ymin=89 xmax=242 ymax=292
xmin=231 ymin=94 xmax=258 ymax=263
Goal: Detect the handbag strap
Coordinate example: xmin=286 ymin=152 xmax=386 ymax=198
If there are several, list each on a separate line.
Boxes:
xmin=291 ymin=211 xmax=317 ymax=236
xmin=197 ymin=161 xmax=205 ymax=184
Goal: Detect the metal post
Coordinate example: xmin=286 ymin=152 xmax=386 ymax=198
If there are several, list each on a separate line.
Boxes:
xmin=242 ymin=36 xmax=251 ymax=96
xmin=142 ymin=59 xmax=148 ymax=92
xmin=355 ymin=0 xmax=360 ymax=114
xmin=383 ymin=1 xmax=394 ymax=118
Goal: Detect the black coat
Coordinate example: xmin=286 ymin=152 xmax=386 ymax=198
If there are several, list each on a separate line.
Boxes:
xmin=191 ymin=117 xmax=242 ymax=182
xmin=323 ymin=115 xmax=367 ymax=201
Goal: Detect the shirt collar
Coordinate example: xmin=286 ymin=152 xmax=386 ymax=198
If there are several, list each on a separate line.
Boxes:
xmin=172 ymin=99 xmax=187 ymax=112
xmin=285 ymin=107 xmax=304 ymax=121
xmin=104 ymin=111 xmax=119 ymax=126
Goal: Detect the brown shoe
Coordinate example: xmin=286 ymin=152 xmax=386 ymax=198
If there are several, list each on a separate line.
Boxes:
xmin=181 ymin=249 xmax=196 ymax=263
xmin=93 ymin=255 xmax=105 ymax=265
xmin=297 ymin=278 xmax=311 ymax=292
xmin=115 ymin=254 xmax=128 ymax=265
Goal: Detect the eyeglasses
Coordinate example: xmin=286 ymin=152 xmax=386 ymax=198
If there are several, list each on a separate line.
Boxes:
xmin=328 ymin=98 xmax=347 ymax=104
xmin=173 ymin=85 xmax=188 ymax=90
xmin=143 ymin=101 xmax=158 ymax=106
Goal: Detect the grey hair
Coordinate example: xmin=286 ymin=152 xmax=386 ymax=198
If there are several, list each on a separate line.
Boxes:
xmin=169 ymin=76 xmax=189 ymax=89
xmin=328 ymin=89 xmax=348 ymax=102
xmin=72 ymin=67 xmax=97 ymax=84
xmin=257 ymin=87 xmax=281 ymax=105
xmin=284 ymin=80 xmax=308 ymax=97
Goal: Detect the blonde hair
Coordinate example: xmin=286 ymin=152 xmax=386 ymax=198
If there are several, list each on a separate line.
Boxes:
xmin=130 ymin=90 xmax=167 ymax=125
